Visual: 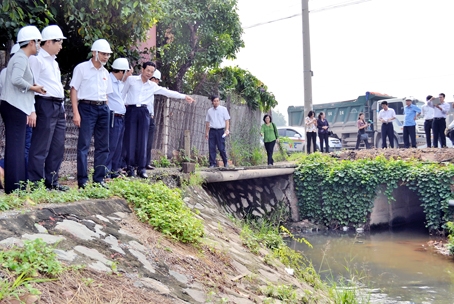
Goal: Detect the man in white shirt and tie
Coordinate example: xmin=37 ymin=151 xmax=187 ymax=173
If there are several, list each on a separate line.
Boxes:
xmin=378 ymin=101 xmax=396 ymax=148
xmin=421 ymin=95 xmax=434 ymax=148
xmin=70 ymin=39 xmax=113 ymax=189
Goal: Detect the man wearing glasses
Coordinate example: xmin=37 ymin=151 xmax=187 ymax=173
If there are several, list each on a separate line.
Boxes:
xmin=0 ymin=25 xmax=45 ymax=193
xmin=28 ymin=25 xmax=68 ymax=191
xmin=70 ymin=39 xmax=113 ymax=188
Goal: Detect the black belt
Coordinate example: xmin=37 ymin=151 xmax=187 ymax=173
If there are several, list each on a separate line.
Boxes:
xmin=210 ymin=128 xmax=224 ymax=130
xmin=79 ymin=99 xmax=106 ymax=106
xmin=114 ymin=113 xmax=124 ymax=117
xmin=126 ymin=104 xmax=147 ymax=108
xmin=434 ymin=117 xmax=445 ymax=120
xmin=37 ymin=96 xmax=64 ymax=102
xmin=425 ymin=119 xmax=433 ymax=122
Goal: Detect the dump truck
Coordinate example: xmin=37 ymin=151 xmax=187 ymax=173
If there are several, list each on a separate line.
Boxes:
xmin=288 ymin=92 xmax=427 ymax=149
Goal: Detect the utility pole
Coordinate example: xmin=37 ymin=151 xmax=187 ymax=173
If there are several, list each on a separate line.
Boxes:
xmin=302 ymin=0 xmax=313 ymax=119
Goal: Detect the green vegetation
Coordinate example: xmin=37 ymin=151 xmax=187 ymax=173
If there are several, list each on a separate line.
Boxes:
xmin=0 ymin=179 xmax=204 ymax=244
xmin=0 ymin=239 xmax=64 ymax=301
xmin=293 ymin=153 xmax=454 ymax=232
xmin=446 ymin=221 xmax=454 ymax=255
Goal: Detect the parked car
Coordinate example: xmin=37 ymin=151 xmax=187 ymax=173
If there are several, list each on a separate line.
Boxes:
xmin=277 ymin=126 xmax=342 ymax=153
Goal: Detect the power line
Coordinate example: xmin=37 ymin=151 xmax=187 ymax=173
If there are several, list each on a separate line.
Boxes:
xmin=243 ymin=0 xmax=372 ymax=30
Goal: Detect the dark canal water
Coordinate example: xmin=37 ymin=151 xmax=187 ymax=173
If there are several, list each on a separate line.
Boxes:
xmin=289 ymin=224 xmax=454 ymax=303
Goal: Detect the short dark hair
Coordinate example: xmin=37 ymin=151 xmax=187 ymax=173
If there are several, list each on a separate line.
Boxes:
xmin=142 ymin=61 xmax=156 ymax=70
xmin=381 ymin=101 xmax=388 ymax=105
xmin=112 ymin=69 xmax=123 ymax=74
xmin=263 ymin=114 xmax=272 ymax=123
xmin=317 ymin=112 xmax=324 ymax=120
xmin=439 ymin=93 xmax=446 ymax=98
xmin=426 ymin=95 xmax=433 ymax=101
xmin=307 ymin=110 xmax=315 ymax=118
xmin=210 ymin=95 xmax=219 ymax=102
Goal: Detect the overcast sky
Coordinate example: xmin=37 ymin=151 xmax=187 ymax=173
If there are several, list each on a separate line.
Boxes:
xmin=225 ymin=0 xmax=454 ymax=124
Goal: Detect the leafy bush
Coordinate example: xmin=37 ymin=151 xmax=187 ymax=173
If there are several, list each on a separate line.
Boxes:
xmin=446 ymin=222 xmax=454 ymax=255
xmin=293 ymin=153 xmax=454 ymax=232
xmin=109 ymin=180 xmax=204 ymax=243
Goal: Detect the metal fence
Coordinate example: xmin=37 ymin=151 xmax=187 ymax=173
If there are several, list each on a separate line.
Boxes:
xmin=0 ymin=94 xmax=261 ymax=167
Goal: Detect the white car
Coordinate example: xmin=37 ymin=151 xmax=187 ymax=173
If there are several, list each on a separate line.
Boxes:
xmin=277 ymin=126 xmax=342 ymax=153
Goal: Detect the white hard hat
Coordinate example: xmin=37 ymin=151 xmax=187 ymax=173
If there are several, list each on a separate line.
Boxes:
xmin=41 ymin=25 xmax=66 ymax=41
xmin=152 ymin=69 xmax=161 ymax=81
xmin=91 ymin=39 xmax=112 ymax=53
xmin=112 ymin=58 xmax=130 ymax=71
xmin=17 ymin=25 xmax=42 ymax=43
xmin=10 ymin=43 xmax=20 ymax=55
xmin=405 ymin=97 xmax=413 ymax=101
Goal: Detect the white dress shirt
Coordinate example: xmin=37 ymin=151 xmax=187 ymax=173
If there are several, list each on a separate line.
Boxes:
xmin=205 ymin=106 xmax=230 ymax=129
xmin=107 ymin=73 xmax=126 ymax=114
xmin=0 ymin=68 xmax=6 ymax=94
xmin=70 ymin=59 xmax=112 ymax=101
xmin=378 ymin=108 xmax=396 ymax=122
xmin=29 ymin=48 xmax=64 ymax=98
xmin=421 ymin=104 xmax=434 ymax=120
xmin=428 ymin=101 xmax=450 ymax=118
xmin=122 ymin=75 xmax=185 ymax=108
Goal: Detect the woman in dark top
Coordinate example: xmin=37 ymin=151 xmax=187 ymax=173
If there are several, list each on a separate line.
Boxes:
xmin=355 ymin=112 xmax=370 ymax=149
xmin=317 ymin=112 xmax=329 ymax=153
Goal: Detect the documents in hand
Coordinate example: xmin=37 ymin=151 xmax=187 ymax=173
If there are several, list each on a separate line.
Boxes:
xmin=432 ymin=97 xmax=441 ymax=106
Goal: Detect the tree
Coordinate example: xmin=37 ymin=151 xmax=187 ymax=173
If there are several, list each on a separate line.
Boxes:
xmin=189 ymin=66 xmax=278 ymax=112
xmin=271 ymin=109 xmax=287 ymax=127
xmin=156 ymin=0 xmax=244 ymax=91
xmin=0 ymin=0 xmax=162 ymax=75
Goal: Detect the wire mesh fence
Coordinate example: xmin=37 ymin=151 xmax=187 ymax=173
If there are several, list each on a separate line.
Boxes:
xmin=0 ymin=94 xmax=262 ymax=172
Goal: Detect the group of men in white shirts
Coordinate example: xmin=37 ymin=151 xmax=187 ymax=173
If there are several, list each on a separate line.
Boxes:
xmin=0 ymin=24 xmax=194 ymax=193
xmin=378 ymin=93 xmax=451 ymax=149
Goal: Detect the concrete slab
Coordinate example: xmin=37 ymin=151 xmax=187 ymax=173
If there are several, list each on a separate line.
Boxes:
xmin=55 ymin=220 xmax=100 ymax=241
xmin=54 ymin=249 xmax=78 ymax=262
xmin=104 ymin=235 xmax=125 ymax=254
xmin=22 ymin=233 xmax=65 ymax=244
xmin=74 ymin=245 xmax=113 ymax=266
xmin=169 ymin=270 xmax=188 ymax=284
xmin=0 ymin=237 xmax=23 ymax=247
xmin=95 ymin=215 xmax=111 ymax=223
xmin=183 ymin=288 xmax=206 ymax=303
xmin=128 ymin=240 xmax=148 ymax=253
xmin=129 ymin=248 xmax=155 ymax=273
xmin=34 ymin=223 xmax=48 ymax=234
xmin=140 ymin=277 xmax=171 ymax=294
xmin=88 ymin=261 xmax=112 ymax=272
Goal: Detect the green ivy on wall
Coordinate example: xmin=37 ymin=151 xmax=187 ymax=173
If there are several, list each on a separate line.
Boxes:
xmin=293 ymin=153 xmax=454 ymax=232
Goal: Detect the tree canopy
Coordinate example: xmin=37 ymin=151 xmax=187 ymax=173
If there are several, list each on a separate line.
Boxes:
xmin=271 ymin=109 xmax=287 ymax=126
xmin=156 ymin=0 xmax=244 ymax=91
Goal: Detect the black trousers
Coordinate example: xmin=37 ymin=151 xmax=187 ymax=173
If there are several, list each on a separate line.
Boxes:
xmin=355 ymin=132 xmax=370 ymax=149
xmin=208 ymin=128 xmax=227 ymax=166
xmin=28 ymin=96 xmax=66 ymax=187
xmin=306 ymin=132 xmax=317 ymax=153
xmin=424 ymin=119 xmax=433 ymax=148
xmin=264 ymin=140 xmax=276 ymax=165
xmin=0 ymin=101 xmax=27 ymax=194
xmin=381 ymin=123 xmax=394 ymax=148
xmin=146 ymin=116 xmax=155 ymax=166
xmin=432 ymin=118 xmax=446 ymax=148
xmin=124 ymin=106 xmax=150 ymax=173
xmin=318 ymin=132 xmax=329 ymax=153
xmin=403 ymin=125 xmax=416 ymax=148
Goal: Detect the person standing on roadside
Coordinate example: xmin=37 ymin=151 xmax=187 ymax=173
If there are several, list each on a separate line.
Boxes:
xmin=260 ymin=114 xmax=279 ymax=166
xmin=106 ymin=58 xmax=131 ymax=178
xmin=378 ymin=101 xmax=396 ymax=148
xmin=122 ymin=62 xmax=194 ymax=178
xmin=355 ymin=112 xmax=370 ymax=149
xmin=429 ymin=93 xmax=450 ymax=148
xmin=28 ymin=25 xmax=68 ymax=191
xmin=317 ymin=112 xmax=329 ymax=153
xmin=70 ymin=39 xmax=113 ymax=189
xmin=421 ymin=95 xmax=434 ymax=148
xmin=305 ymin=111 xmax=317 ymax=153
xmin=402 ymin=97 xmax=421 ymax=148
xmin=145 ymin=69 xmax=162 ymax=170
xmin=205 ymin=95 xmax=230 ymax=168
xmin=0 ymin=26 xmax=45 ymax=194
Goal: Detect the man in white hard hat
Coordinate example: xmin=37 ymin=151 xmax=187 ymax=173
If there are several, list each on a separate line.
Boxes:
xmin=122 ymin=62 xmax=194 ymax=178
xmin=28 ymin=25 xmax=69 ymax=191
xmin=145 ymin=69 xmax=162 ymax=169
xmin=70 ymin=39 xmax=113 ymax=188
xmin=106 ymin=58 xmax=131 ymax=178
xmin=0 ymin=25 xmax=46 ymax=194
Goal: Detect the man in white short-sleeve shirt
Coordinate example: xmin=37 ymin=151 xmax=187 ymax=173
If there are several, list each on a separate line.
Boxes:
xmin=70 ymin=39 xmax=113 ymax=189
xmin=205 ymin=95 xmax=230 ymax=168
xmin=378 ymin=100 xmax=396 ymax=148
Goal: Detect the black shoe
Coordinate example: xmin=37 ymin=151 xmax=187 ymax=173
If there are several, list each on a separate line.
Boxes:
xmin=47 ymin=184 xmax=69 ymax=191
xmin=138 ymin=172 xmax=148 ymax=179
xmin=146 ymin=165 xmax=155 ymax=170
xmin=127 ymin=167 xmax=135 ymax=177
xmin=95 ymin=181 xmax=109 ymax=189
xmin=78 ymin=183 xmax=87 ymax=189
